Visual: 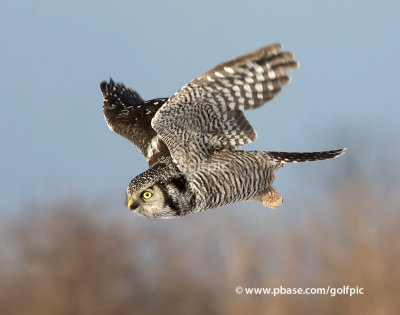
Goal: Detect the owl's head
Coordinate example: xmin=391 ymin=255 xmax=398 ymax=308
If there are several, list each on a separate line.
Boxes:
xmin=126 ymin=164 xmax=191 ymax=219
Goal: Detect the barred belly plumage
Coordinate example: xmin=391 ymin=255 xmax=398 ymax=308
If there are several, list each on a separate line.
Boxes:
xmin=188 ymin=151 xmax=276 ymax=212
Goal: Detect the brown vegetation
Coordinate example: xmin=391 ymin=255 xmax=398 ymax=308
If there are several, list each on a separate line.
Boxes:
xmin=0 ymin=173 xmax=399 ymax=315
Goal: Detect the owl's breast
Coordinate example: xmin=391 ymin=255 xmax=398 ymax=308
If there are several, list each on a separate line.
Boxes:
xmin=186 ymin=151 xmax=275 ymax=212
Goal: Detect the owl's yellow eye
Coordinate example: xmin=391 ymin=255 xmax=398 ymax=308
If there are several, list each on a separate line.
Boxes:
xmin=142 ymin=191 xmax=152 ymax=200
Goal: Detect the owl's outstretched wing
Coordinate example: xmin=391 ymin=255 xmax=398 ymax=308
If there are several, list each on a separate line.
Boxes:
xmin=152 ymin=43 xmax=298 ymax=172
xmin=101 ymin=79 xmax=170 ymax=166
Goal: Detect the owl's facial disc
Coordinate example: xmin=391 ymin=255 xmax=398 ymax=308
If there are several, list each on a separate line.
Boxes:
xmin=127 ymin=182 xmax=185 ymax=219
xmin=126 ymin=185 xmax=164 ymax=217
xmin=127 ymin=188 xmax=154 ymax=210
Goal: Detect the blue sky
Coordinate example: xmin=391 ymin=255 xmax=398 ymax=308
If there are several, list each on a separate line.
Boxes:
xmin=1 ymin=0 xmax=399 ymax=211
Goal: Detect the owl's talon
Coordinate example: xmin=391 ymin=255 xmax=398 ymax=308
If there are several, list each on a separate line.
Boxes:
xmin=251 ymin=187 xmax=283 ymax=209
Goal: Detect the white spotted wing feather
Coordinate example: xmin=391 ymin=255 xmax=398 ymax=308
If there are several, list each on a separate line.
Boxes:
xmin=152 ymin=43 xmax=299 ymax=172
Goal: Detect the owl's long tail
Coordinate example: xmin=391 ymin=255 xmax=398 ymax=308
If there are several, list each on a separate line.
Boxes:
xmin=268 ymin=148 xmax=346 ymax=164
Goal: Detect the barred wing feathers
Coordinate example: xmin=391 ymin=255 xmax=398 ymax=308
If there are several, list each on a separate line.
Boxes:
xmin=152 ymin=44 xmax=298 ymax=172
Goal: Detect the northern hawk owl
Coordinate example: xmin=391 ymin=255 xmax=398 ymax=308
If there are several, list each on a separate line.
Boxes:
xmin=100 ymin=44 xmax=345 ymax=219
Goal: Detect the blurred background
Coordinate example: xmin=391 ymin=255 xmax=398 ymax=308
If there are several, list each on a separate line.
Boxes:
xmin=1 ymin=0 xmax=399 ymax=314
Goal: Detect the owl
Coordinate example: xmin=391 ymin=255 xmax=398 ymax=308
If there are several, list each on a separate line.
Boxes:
xmin=101 ymin=43 xmax=345 ymax=219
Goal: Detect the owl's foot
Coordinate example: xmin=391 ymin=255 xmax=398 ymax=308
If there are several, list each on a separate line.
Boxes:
xmin=251 ymin=187 xmax=283 ymax=209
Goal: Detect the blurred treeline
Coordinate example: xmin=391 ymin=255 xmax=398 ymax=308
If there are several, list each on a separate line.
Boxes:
xmin=0 ymin=164 xmax=399 ymax=315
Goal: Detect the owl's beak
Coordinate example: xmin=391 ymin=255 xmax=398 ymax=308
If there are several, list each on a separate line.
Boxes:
xmin=128 ymin=198 xmax=140 ymax=210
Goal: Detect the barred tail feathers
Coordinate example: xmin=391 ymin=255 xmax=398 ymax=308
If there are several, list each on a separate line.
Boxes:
xmin=268 ymin=148 xmax=346 ymax=164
